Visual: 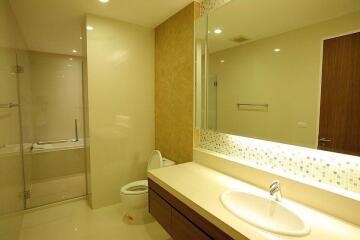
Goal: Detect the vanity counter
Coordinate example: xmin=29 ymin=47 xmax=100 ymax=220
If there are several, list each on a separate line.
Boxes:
xmin=148 ymin=162 xmax=360 ymax=240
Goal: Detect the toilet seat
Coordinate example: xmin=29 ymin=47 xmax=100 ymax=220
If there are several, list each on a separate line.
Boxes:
xmin=120 ymin=151 xmax=176 ymax=198
xmin=120 ymin=180 xmax=148 ymax=195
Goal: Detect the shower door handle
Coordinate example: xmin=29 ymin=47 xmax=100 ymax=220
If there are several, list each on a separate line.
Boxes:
xmin=74 ymin=119 xmax=79 ymax=142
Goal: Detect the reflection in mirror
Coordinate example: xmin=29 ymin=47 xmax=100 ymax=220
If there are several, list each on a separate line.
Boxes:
xmin=195 ymin=14 xmax=207 ymax=129
xmin=196 ymin=0 xmax=360 ymax=156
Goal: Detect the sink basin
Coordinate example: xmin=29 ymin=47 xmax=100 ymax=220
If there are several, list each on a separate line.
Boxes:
xmin=221 ymin=191 xmax=310 ymax=236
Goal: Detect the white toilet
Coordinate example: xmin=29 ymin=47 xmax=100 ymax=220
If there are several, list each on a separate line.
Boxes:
xmin=120 ymin=150 xmax=175 ymax=223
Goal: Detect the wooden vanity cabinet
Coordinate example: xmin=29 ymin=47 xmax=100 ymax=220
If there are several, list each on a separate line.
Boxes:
xmin=149 ymin=179 xmax=248 ymax=240
xmin=148 ymin=188 xmax=172 ymax=233
xmin=171 ymin=208 xmax=212 ymax=240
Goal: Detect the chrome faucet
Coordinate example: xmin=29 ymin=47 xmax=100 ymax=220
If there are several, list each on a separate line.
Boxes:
xmin=269 ymin=180 xmax=282 ymax=202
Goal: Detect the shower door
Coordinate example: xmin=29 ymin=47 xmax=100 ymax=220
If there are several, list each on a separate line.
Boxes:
xmin=18 ymin=52 xmax=87 ymax=209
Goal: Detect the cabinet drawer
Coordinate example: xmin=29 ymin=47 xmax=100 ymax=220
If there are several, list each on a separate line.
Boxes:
xmin=149 ymin=189 xmax=172 ymax=233
xmin=171 ymin=209 xmax=212 ymax=240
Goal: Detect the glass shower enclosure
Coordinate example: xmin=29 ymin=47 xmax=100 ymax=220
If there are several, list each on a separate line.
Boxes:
xmin=1 ymin=49 xmax=87 ymax=211
xmin=20 ymin=51 xmax=87 ymax=208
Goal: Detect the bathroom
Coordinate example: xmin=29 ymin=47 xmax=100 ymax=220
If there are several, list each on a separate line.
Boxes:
xmin=0 ymin=0 xmax=359 ymax=239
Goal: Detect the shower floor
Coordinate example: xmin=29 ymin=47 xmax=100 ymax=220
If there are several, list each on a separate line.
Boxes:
xmin=28 ymin=173 xmax=86 ymax=208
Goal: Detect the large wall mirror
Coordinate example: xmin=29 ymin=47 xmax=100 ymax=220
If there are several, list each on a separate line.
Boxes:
xmin=195 ymin=0 xmax=360 ymax=156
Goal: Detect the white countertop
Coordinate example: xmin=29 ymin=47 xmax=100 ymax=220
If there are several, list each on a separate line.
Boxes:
xmin=148 ymin=162 xmax=360 ymax=240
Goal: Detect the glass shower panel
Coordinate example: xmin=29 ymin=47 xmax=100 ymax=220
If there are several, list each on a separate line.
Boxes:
xmin=0 ymin=40 xmax=24 ymax=216
xmin=19 ymin=52 xmax=86 ymax=208
xmin=0 ymin=2 xmax=27 ymax=239
xmin=207 ymin=75 xmax=218 ymax=130
xmin=0 ymin=12 xmax=25 ymax=219
xmin=0 ymin=47 xmax=24 ymax=240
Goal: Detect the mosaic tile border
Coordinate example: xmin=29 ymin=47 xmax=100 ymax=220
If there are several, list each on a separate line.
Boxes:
xmin=200 ymin=0 xmax=232 ymax=15
xmin=200 ymin=129 xmax=360 ymax=194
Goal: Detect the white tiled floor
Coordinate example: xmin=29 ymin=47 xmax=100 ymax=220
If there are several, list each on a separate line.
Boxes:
xmin=8 ymin=199 xmax=171 ymax=240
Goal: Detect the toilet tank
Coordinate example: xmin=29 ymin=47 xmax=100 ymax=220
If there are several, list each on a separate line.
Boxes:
xmin=162 ymin=158 xmax=176 ymax=167
xmin=147 ymin=150 xmax=163 ymax=170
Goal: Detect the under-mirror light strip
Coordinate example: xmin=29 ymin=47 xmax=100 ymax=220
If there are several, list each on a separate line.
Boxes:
xmin=199 ymin=129 xmax=360 ymax=195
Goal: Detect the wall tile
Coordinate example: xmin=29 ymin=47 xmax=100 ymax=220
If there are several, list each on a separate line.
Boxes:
xmin=155 ymin=2 xmax=200 ymax=163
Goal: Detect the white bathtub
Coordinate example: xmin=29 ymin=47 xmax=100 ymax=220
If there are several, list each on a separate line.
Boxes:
xmin=29 ymin=138 xmax=86 ymax=181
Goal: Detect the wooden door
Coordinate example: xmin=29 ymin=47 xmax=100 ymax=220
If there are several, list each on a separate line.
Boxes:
xmin=318 ymin=32 xmax=360 ymax=155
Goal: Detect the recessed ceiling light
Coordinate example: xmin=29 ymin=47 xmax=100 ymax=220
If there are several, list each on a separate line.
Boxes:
xmin=72 ymin=49 xmax=78 ymax=53
xmin=69 ymin=58 xmax=73 ymax=61
xmin=273 ymin=48 xmax=281 ymax=52
xmin=86 ymin=25 xmax=94 ymax=31
xmin=99 ymin=0 xmax=109 ymax=3
xmin=80 ymin=37 xmax=83 ymax=40
xmin=214 ymin=28 xmax=223 ymax=34
xmin=220 ymin=60 xmax=225 ymax=63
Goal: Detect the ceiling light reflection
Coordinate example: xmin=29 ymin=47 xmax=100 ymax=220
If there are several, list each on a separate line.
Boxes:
xmin=214 ymin=28 xmax=223 ymax=34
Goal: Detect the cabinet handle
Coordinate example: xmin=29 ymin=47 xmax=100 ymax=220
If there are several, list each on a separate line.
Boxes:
xmin=319 ymin=138 xmax=331 ymax=142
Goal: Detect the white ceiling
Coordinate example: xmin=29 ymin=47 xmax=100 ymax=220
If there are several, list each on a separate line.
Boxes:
xmin=10 ymin=0 xmax=194 ymax=56
xmin=207 ymin=0 xmax=360 ymax=52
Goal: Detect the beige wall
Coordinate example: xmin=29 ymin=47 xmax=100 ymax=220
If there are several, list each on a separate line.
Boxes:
xmin=155 ymin=2 xmax=199 ymax=164
xmin=85 ymin=15 xmax=155 ymax=208
xmin=210 ymin=11 xmax=360 ymax=148
xmin=28 ymin=52 xmax=84 ymax=142
xmin=0 ymin=0 xmax=26 ymax=221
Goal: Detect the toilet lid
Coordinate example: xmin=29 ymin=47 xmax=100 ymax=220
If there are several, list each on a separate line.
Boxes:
xmin=147 ymin=150 xmax=163 ymax=170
